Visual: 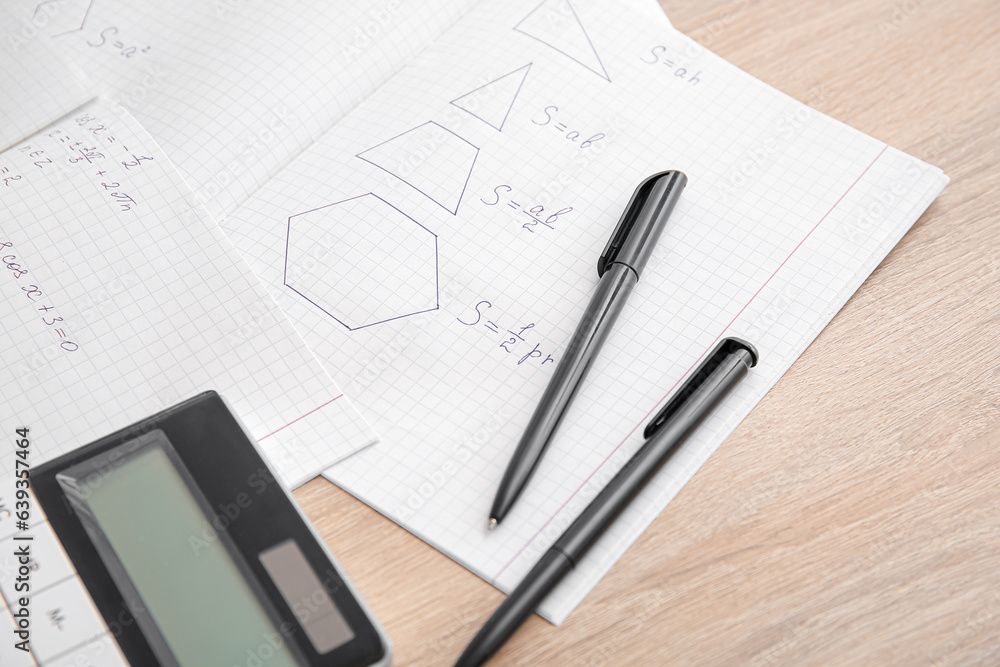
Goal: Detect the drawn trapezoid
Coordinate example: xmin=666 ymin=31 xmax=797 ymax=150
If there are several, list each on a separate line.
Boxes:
xmin=283 ymin=193 xmax=439 ymax=331
xmin=450 ymin=64 xmax=532 ymax=132
xmin=356 ymin=121 xmax=479 ymax=215
xmin=513 ymin=0 xmax=610 ymax=82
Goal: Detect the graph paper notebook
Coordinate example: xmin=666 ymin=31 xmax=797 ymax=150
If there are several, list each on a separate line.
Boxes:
xmin=25 ymin=0 xmax=672 ymax=222
xmin=218 ymin=0 xmax=947 ymax=623
xmin=0 ymin=98 xmax=376 ymax=489
xmin=22 ymin=0 xmax=481 ymax=222
xmin=7 ymin=0 xmax=947 ymax=626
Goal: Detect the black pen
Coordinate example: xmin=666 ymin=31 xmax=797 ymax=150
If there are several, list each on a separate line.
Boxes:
xmin=489 ymin=170 xmax=687 ymax=529
xmin=456 ymin=338 xmax=759 ymax=667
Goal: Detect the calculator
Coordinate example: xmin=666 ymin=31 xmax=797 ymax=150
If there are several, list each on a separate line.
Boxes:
xmin=16 ymin=391 xmax=391 ymax=666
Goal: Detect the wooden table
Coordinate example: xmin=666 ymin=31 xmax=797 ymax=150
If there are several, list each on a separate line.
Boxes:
xmin=295 ymin=1 xmax=1000 ymax=664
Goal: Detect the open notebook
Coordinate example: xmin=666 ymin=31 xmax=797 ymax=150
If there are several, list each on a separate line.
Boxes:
xmin=1 ymin=1 xmax=384 ymax=487
xmin=0 ymin=97 xmax=377 ymax=488
xmin=10 ymin=0 xmax=946 ymax=626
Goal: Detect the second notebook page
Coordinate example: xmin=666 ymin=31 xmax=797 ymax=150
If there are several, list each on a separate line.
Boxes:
xmin=222 ymin=0 xmax=947 ymax=622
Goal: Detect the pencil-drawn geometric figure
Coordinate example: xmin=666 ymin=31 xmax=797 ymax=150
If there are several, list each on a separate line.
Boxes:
xmin=356 ymin=121 xmax=479 ymax=215
xmin=450 ymin=64 xmax=532 ymax=132
xmin=513 ymin=0 xmax=610 ymax=82
xmin=284 ymin=193 xmax=439 ymax=331
xmin=36 ymin=0 xmax=95 ymax=37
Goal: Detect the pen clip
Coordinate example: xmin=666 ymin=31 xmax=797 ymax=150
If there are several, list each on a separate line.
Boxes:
xmin=598 ymin=171 xmax=686 ymax=278
xmin=598 ymin=175 xmax=654 ymax=277
xmin=643 ymin=338 xmax=759 ymax=439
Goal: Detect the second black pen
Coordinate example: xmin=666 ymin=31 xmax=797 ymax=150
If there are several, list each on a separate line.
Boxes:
xmin=459 ymin=337 xmax=759 ymax=667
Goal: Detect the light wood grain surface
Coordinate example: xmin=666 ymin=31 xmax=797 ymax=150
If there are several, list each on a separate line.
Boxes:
xmin=294 ymin=1 xmax=1000 ymax=664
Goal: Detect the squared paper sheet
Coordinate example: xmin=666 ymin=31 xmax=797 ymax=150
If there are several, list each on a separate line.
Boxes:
xmin=218 ymin=0 xmax=950 ymax=622
xmin=44 ymin=0 xmax=480 ymax=221
xmin=0 ymin=97 xmax=376 ymax=488
xmin=0 ymin=2 xmax=94 ymax=152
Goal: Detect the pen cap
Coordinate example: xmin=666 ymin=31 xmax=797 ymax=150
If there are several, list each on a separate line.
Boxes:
xmin=598 ymin=170 xmax=687 ymax=278
xmin=643 ymin=338 xmax=758 ymax=439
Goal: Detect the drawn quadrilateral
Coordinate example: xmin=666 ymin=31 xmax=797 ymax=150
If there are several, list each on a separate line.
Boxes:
xmin=450 ymin=64 xmax=532 ymax=132
xmin=284 ymin=193 xmax=439 ymax=331
xmin=514 ymin=0 xmax=610 ymax=82
xmin=356 ymin=121 xmax=479 ymax=215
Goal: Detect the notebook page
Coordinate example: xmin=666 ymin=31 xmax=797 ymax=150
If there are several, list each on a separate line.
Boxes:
xmin=223 ymin=0 xmax=947 ymax=622
xmin=43 ymin=0 xmax=480 ymax=222
xmin=0 ymin=2 xmax=94 ymax=152
xmin=0 ymin=97 xmax=377 ymax=489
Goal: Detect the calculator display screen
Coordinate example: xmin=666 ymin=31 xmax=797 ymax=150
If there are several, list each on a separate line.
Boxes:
xmin=68 ymin=438 xmax=301 ymax=667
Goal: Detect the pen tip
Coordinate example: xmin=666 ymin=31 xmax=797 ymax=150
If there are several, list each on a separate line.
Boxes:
xmin=488 ymin=518 xmax=498 ymax=531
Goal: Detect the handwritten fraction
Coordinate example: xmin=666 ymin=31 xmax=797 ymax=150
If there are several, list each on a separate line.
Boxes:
xmin=480 ymin=184 xmax=574 ymax=234
xmin=456 ymin=300 xmax=557 ymax=368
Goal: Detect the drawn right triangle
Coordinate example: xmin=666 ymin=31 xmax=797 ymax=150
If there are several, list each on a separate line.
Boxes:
xmin=514 ymin=0 xmax=610 ymax=82
xmin=450 ymin=64 xmax=532 ymax=132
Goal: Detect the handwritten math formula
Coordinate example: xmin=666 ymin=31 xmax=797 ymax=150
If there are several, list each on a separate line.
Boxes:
xmin=0 ymin=107 xmax=162 ymax=367
xmin=0 ymin=241 xmax=78 ymax=353
xmin=640 ymin=46 xmax=703 ymax=85
xmin=4 ymin=112 xmax=154 ymax=214
xmin=532 ymin=106 xmax=606 ymax=149
xmin=86 ymin=26 xmax=152 ymax=59
xmin=457 ymin=300 xmax=557 ymax=368
xmin=479 ymin=184 xmax=574 ymax=234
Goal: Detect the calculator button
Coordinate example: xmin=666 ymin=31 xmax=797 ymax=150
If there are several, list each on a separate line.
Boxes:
xmin=0 ymin=607 xmax=35 ymax=666
xmin=29 ymin=577 xmax=108 ymax=662
xmin=0 ymin=493 xmax=21 ymax=543
xmin=0 ymin=521 xmax=75 ymax=602
xmin=0 ymin=487 xmax=47 ymax=543
xmin=47 ymin=634 xmax=128 ymax=667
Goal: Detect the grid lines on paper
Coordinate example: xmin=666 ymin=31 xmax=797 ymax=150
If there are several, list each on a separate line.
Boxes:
xmin=48 ymin=0 xmax=481 ymax=221
xmin=0 ymin=99 xmax=376 ymax=489
xmin=217 ymin=0 xmax=948 ymax=622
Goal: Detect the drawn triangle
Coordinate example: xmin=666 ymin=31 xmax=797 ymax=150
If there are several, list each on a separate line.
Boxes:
xmin=450 ymin=64 xmax=532 ymax=131
xmin=514 ymin=0 xmax=609 ymax=82
xmin=356 ymin=121 xmax=479 ymax=215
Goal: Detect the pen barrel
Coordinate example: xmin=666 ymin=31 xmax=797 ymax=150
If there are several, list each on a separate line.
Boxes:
xmin=554 ymin=347 xmax=753 ymax=559
xmin=458 ymin=343 xmax=755 ymax=667
xmin=454 ymin=550 xmax=573 ymax=667
xmin=492 ymin=263 xmax=638 ymax=521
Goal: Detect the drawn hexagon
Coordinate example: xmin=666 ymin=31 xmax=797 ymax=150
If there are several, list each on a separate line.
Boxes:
xmin=284 ymin=193 xmax=439 ymax=331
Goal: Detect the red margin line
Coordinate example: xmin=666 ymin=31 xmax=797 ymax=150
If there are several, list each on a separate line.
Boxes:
xmin=257 ymin=394 xmax=344 ymax=441
xmin=492 ymin=144 xmax=889 ymax=583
